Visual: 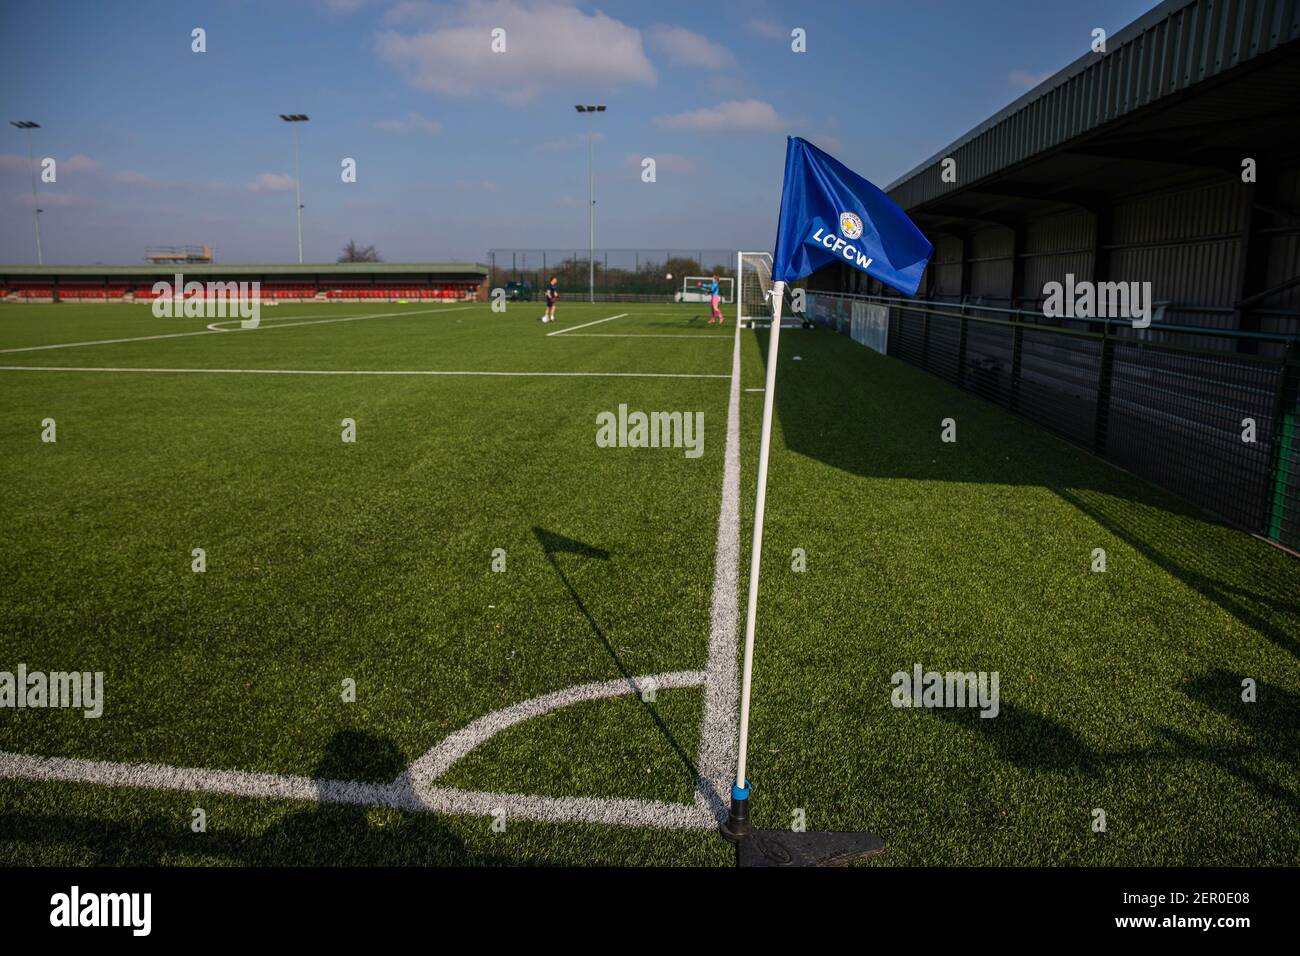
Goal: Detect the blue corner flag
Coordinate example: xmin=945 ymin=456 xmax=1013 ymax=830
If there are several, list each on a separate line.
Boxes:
xmin=772 ymin=137 xmax=933 ymax=296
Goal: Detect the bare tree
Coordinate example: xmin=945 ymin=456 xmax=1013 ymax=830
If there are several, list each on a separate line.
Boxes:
xmin=339 ymin=240 xmax=382 ymax=263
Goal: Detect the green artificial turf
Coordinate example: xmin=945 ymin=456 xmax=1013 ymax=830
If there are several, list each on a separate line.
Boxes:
xmin=1 ymin=300 xmax=1296 ymax=866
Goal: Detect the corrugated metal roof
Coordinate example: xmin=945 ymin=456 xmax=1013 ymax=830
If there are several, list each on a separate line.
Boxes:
xmin=887 ymin=0 xmax=1300 ymax=209
xmin=0 ymin=262 xmax=487 ymax=276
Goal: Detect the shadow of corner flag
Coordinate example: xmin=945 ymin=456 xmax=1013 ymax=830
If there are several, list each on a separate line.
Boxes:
xmin=533 ymin=527 xmax=610 ymax=563
xmin=722 ymin=137 xmax=933 ymax=867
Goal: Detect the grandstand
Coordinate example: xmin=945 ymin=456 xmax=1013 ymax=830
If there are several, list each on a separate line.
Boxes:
xmin=0 ymin=262 xmax=488 ymax=303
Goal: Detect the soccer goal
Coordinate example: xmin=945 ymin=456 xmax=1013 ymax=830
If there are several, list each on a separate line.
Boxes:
xmin=679 ymin=275 xmax=734 ymax=304
xmin=737 ymin=251 xmax=804 ymax=329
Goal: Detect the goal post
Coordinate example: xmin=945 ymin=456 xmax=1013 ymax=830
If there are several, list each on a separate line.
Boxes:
xmin=680 ymin=275 xmax=734 ymax=303
xmin=737 ymin=251 xmax=803 ymax=329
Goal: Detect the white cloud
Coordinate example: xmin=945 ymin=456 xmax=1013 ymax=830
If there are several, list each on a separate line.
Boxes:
xmin=375 ymin=0 xmax=656 ymax=104
xmin=1 ymin=154 xmax=101 ymax=174
xmin=2 ymin=153 xmax=169 ymax=188
xmin=1009 ymin=69 xmax=1052 ymax=90
xmin=648 ymin=25 xmax=734 ymax=70
xmin=373 ymin=111 xmax=442 ymax=133
xmin=747 ymin=18 xmax=786 ymax=39
xmin=654 ymin=99 xmax=785 ymax=134
xmin=247 ymin=172 xmax=297 ymax=193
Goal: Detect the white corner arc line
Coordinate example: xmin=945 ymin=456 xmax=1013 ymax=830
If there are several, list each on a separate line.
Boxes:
xmin=0 ymin=670 xmax=715 ymax=829
xmin=406 ymin=671 xmax=706 ymax=783
xmin=546 ymin=313 xmax=628 ymax=336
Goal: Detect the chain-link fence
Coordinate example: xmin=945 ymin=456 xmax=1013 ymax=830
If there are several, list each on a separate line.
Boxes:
xmin=486 ymin=249 xmax=737 ymax=302
xmin=807 ymin=290 xmax=1300 ymax=552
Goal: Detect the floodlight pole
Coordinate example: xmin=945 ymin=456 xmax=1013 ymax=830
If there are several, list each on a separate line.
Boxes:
xmin=587 ymin=120 xmax=593 ymax=302
xmin=722 ymin=279 xmax=785 ymax=840
xmin=575 ymin=104 xmax=605 ymax=303
xmin=10 ymin=121 xmax=43 ymax=265
xmin=293 ymin=124 xmax=303 ymax=264
xmin=280 ymin=114 xmax=309 ymax=264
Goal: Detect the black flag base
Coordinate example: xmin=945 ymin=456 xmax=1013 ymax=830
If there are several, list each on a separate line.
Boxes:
xmin=719 ymin=782 xmax=885 ymax=867
xmin=730 ymin=828 xmax=886 ymax=868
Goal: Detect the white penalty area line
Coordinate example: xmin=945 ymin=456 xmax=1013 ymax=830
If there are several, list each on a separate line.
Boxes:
xmin=0 ymin=305 xmax=474 ymax=355
xmin=545 ymin=312 xmax=628 ymax=336
xmin=0 ymin=365 xmax=730 ymax=380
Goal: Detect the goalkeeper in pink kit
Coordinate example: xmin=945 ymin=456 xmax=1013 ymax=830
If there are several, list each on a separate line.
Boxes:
xmin=705 ymin=274 xmax=724 ymax=324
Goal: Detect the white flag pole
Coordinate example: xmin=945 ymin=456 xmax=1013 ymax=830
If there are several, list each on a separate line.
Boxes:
xmin=722 ymin=278 xmax=786 ymax=841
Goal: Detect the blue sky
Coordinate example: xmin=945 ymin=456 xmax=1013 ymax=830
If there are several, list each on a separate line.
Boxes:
xmin=0 ymin=0 xmax=1156 ymax=265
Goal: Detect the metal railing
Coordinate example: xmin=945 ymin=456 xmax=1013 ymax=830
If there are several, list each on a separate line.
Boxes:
xmin=806 ymin=291 xmax=1300 ymax=552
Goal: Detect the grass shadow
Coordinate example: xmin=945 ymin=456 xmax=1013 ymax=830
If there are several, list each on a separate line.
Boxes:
xmin=532 ymin=526 xmax=700 ymax=789
xmin=923 ymin=669 xmax=1300 ymax=813
xmin=1056 ymin=488 xmax=1300 ymax=660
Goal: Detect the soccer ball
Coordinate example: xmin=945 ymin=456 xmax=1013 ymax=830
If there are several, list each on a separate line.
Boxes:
xmin=665 ymin=273 xmax=673 ymax=280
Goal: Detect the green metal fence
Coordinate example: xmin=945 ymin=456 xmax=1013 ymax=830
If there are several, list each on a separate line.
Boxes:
xmin=807 ymin=291 xmax=1300 ymax=552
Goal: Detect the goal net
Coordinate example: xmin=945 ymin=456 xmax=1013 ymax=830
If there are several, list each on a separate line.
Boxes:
xmin=679 ymin=275 xmax=734 ymax=303
xmin=737 ymin=251 xmax=803 ymax=328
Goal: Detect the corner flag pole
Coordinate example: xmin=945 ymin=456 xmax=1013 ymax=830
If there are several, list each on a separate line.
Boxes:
xmin=718 ymin=137 xmax=927 ymax=864
xmin=720 ymin=279 xmax=785 ymax=842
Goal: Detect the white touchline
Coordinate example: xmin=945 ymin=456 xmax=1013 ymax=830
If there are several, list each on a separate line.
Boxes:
xmin=546 ymin=313 xmax=628 ymax=336
xmin=0 ymin=366 xmax=730 ymax=380
xmin=0 ymin=305 xmax=472 ymax=354
xmin=556 ymin=334 xmax=733 ymax=339
xmin=693 ymin=316 xmax=744 ymax=822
